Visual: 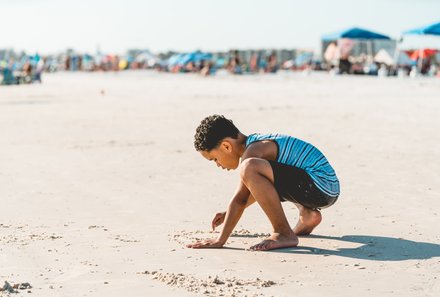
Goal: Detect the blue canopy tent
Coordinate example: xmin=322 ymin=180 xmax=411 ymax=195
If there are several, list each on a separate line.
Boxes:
xmin=403 ymin=22 xmax=440 ymax=36
xmin=322 ymin=27 xmax=391 ymax=42
xmin=322 ymin=27 xmax=392 ymax=72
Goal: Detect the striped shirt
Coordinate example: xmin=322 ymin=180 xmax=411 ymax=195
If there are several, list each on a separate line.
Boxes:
xmin=245 ymin=133 xmax=340 ymax=197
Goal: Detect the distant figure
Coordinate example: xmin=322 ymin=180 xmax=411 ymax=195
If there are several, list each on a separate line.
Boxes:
xmin=377 ymin=64 xmax=388 ymax=77
xmin=428 ymin=64 xmax=437 ymax=77
xmin=397 ymin=67 xmax=408 ymax=78
xmin=338 ymin=58 xmax=351 ymax=74
xmin=34 ymin=59 xmax=45 ymax=83
xmin=200 ymin=61 xmax=215 ymax=76
xmin=249 ymin=53 xmax=259 ymax=73
xmin=409 ymin=66 xmax=418 ymax=78
xmin=228 ymin=51 xmax=242 ymax=74
xmin=265 ymin=51 xmax=278 ymax=73
xmin=65 ymin=56 xmax=71 ymax=71
xmin=188 ymin=115 xmax=340 ymax=251
xmin=22 ymin=62 xmax=33 ymax=83
xmin=77 ymin=55 xmax=83 ymax=71
xmin=71 ymin=56 xmax=78 ymax=71
xmin=1 ymin=62 xmax=15 ymax=85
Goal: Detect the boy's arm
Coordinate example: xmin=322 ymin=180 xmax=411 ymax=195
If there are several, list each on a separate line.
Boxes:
xmin=211 ymin=191 xmax=255 ymax=231
xmin=216 ymin=181 xmax=252 ymax=244
xmin=188 ymin=143 xmax=266 ymax=249
xmin=187 ymin=181 xmax=251 ymax=248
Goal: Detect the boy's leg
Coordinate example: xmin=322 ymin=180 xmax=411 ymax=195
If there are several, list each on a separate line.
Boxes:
xmin=292 ymin=203 xmax=322 ymax=235
xmin=240 ymin=158 xmax=298 ymax=251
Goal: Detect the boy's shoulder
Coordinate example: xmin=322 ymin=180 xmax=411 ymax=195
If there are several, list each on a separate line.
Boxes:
xmin=243 ymin=138 xmax=278 ymax=160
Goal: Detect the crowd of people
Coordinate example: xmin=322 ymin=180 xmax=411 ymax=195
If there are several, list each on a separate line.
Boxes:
xmin=0 ymin=54 xmax=45 ymax=85
xmin=327 ymin=52 xmax=439 ymax=78
xmin=0 ymin=49 xmax=315 ymax=84
xmin=1 ymin=46 xmax=439 ymax=85
xmin=323 ymin=41 xmax=440 ymax=78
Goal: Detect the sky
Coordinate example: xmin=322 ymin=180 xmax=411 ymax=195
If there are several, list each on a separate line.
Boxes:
xmin=1 ymin=0 xmax=439 ymax=54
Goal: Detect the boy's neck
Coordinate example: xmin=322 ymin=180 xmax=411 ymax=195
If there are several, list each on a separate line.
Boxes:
xmin=236 ymin=132 xmax=248 ymax=158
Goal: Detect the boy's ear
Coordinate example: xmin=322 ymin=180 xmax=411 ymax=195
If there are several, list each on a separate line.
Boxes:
xmin=220 ymin=140 xmax=233 ymax=152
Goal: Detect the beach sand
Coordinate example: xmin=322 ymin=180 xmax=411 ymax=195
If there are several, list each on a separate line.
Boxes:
xmin=1 ymin=71 xmax=439 ymax=296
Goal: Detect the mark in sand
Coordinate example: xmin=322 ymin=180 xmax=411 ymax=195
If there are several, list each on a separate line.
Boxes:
xmin=140 ymin=270 xmax=277 ymax=297
xmin=169 ymin=229 xmax=270 ymax=247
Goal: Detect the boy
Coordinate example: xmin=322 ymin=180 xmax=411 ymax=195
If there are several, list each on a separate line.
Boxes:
xmin=187 ymin=115 xmax=340 ymax=251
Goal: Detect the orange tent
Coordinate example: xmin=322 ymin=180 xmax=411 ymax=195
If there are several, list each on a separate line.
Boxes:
xmin=409 ymin=49 xmax=437 ymax=60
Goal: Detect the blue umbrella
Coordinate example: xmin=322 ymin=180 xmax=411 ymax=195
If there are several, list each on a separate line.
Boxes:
xmin=168 ymin=53 xmax=185 ymax=66
xmin=322 ymin=27 xmax=391 ymax=41
xmin=402 ymin=21 xmax=440 ymax=72
xmin=178 ymin=51 xmax=212 ymax=66
xmin=177 ymin=52 xmax=196 ymax=65
xmin=403 ymin=21 xmax=440 ymax=36
xmin=295 ymin=52 xmax=313 ymax=66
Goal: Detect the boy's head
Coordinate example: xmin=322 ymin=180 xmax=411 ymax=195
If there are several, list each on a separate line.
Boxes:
xmin=194 ymin=115 xmax=242 ymax=170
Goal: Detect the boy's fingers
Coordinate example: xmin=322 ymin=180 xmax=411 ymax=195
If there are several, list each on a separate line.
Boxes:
xmin=211 ymin=216 xmax=218 ymax=228
xmin=187 ymin=242 xmax=202 ymax=248
xmin=212 ymin=217 xmax=221 ymax=230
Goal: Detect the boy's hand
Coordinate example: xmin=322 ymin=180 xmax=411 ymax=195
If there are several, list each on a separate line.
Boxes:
xmin=211 ymin=211 xmax=226 ymax=231
xmin=187 ymin=238 xmax=224 ymax=249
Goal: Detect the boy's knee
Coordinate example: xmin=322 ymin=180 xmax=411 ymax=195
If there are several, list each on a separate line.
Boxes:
xmin=240 ymin=158 xmax=263 ymax=181
xmin=301 ymin=209 xmax=322 ymax=226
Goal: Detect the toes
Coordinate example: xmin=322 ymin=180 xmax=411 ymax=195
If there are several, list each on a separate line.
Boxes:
xmin=249 ymin=240 xmax=272 ymax=251
xmin=257 ymin=241 xmax=269 ymax=250
xmin=260 ymin=241 xmax=273 ymax=251
xmin=249 ymin=243 xmax=262 ymax=251
xmin=250 ymin=243 xmax=262 ymax=251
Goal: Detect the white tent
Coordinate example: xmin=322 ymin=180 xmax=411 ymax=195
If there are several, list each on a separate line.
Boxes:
xmin=324 ymin=42 xmax=339 ymax=63
xmin=135 ymin=51 xmax=155 ymax=63
xmin=374 ymin=49 xmax=394 ymax=65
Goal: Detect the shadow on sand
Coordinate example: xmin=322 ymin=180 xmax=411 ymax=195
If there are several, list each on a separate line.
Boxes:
xmin=270 ymin=234 xmax=440 ymax=261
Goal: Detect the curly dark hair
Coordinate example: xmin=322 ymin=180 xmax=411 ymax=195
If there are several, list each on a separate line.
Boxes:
xmin=194 ymin=115 xmax=240 ymax=151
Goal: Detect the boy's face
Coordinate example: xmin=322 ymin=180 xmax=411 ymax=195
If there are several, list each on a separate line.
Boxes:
xmin=200 ymin=140 xmax=240 ymax=170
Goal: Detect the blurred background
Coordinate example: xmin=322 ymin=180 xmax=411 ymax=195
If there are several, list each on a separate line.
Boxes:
xmin=1 ymin=0 xmax=440 ymax=84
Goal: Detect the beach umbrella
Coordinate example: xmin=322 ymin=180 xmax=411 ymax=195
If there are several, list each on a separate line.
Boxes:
xmin=179 ymin=51 xmax=213 ymax=65
xmin=194 ymin=52 xmax=213 ymax=62
xmin=409 ymin=49 xmax=437 ymax=60
xmin=403 ymin=22 xmax=440 ymax=36
xmin=176 ymin=53 xmax=195 ymax=66
xmin=168 ymin=53 xmax=185 ymax=66
xmin=402 ymin=22 xmax=440 ymax=72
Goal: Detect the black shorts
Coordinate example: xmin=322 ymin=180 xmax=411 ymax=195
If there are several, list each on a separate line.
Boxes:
xmin=268 ymin=160 xmax=338 ymax=210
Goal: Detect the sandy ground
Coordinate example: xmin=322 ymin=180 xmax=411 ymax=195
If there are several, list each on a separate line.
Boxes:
xmin=0 ymin=71 xmax=439 ymax=297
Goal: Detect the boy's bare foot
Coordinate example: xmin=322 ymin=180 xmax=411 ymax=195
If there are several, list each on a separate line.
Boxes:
xmin=293 ymin=208 xmax=322 ymax=235
xmin=249 ymin=232 xmax=298 ymax=251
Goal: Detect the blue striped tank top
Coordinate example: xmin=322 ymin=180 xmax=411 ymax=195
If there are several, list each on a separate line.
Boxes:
xmin=245 ymin=133 xmax=340 ymax=197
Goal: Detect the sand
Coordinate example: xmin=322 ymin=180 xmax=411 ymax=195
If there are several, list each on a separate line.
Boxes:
xmin=0 ymin=71 xmax=439 ymax=297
